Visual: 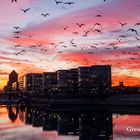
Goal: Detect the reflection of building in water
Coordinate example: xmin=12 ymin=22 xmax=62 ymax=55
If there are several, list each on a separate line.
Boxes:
xmin=18 ymin=107 xmax=113 ymax=140
xmin=8 ymin=106 xmax=18 ymax=122
xmin=43 ymin=113 xmax=58 ymax=131
xmin=58 ymin=113 xmax=79 ymax=135
xmin=79 ymin=113 xmax=112 ymax=140
xmin=25 ymin=108 xmax=33 ymax=125
xmin=32 ymin=109 xmax=43 ymax=127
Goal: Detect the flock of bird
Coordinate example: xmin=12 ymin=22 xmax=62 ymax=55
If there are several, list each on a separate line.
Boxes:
xmin=6 ymin=0 xmax=140 ymax=75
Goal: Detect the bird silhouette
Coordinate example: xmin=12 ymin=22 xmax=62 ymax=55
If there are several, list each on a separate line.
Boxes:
xmin=135 ymin=37 xmax=139 ymax=41
xmin=93 ymin=29 xmax=102 ymax=33
xmin=127 ymin=28 xmax=138 ymax=35
xmin=14 ymin=36 xmax=20 ymax=39
xmin=14 ymin=45 xmax=21 ymax=47
xmin=14 ymin=31 xmax=21 ymax=34
xmin=41 ymin=13 xmax=50 ymax=17
xmin=95 ymin=14 xmax=102 ymax=18
xmin=63 ymin=26 xmax=68 ymax=30
xmin=73 ymin=32 xmax=79 ymax=34
xmin=64 ymin=2 xmax=74 ymax=5
xmin=54 ymin=0 xmax=63 ymax=5
xmin=11 ymin=0 xmax=17 ymax=2
xmin=21 ymin=8 xmax=30 ymax=13
xmin=118 ymin=22 xmax=127 ymax=27
xmin=14 ymin=26 xmax=20 ymax=29
xmin=135 ymin=22 xmax=140 ymax=26
xmin=76 ymin=23 xmax=85 ymax=27
xmin=94 ymin=23 xmax=102 ymax=28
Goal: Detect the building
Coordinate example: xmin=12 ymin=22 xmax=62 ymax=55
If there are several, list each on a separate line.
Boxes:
xmin=78 ymin=66 xmax=91 ymax=94
xmin=78 ymin=65 xmax=111 ymax=94
xmin=32 ymin=73 xmax=43 ymax=94
xmin=5 ymin=70 xmax=18 ymax=92
xmin=57 ymin=69 xmax=78 ymax=94
xmin=12 ymin=82 xmax=19 ymax=91
xmin=43 ymin=72 xmax=57 ymax=95
xmin=19 ymin=73 xmax=43 ymax=94
xmin=19 ymin=74 xmax=32 ymax=93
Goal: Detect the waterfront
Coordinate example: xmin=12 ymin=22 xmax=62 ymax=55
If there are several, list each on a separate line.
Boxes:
xmin=0 ymin=105 xmax=140 ymax=140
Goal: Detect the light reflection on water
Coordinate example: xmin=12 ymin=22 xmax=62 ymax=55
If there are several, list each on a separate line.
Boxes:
xmin=0 ymin=105 xmax=140 ymax=140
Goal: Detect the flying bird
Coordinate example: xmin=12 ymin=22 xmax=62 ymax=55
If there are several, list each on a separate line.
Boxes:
xmin=93 ymin=29 xmax=102 ymax=33
xmin=11 ymin=0 xmax=17 ymax=2
xmin=135 ymin=22 xmax=140 ymax=26
xmin=63 ymin=26 xmax=68 ymax=30
xmin=135 ymin=37 xmax=139 ymax=41
xmin=14 ymin=26 xmax=20 ymax=29
xmin=54 ymin=0 xmax=63 ymax=5
xmin=14 ymin=31 xmax=21 ymax=34
xmin=41 ymin=13 xmax=50 ymax=17
xmin=64 ymin=2 xmax=75 ymax=5
xmin=127 ymin=28 xmax=138 ymax=35
xmin=94 ymin=23 xmax=102 ymax=27
xmin=118 ymin=22 xmax=127 ymax=27
xmin=95 ymin=14 xmax=102 ymax=18
xmin=14 ymin=36 xmax=20 ymax=39
xmin=21 ymin=8 xmax=30 ymax=13
xmin=73 ymin=32 xmax=79 ymax=34
xmin=76 ymin=23 xmax=85 ymax=27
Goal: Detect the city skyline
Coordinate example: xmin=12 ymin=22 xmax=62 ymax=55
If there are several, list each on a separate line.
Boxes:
xmin=0 ymin=0 xmax=140 ymax=89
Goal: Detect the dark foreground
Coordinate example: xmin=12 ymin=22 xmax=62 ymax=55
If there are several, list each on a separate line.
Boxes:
xmin=0 ymin=104 xmax=140 ymax=140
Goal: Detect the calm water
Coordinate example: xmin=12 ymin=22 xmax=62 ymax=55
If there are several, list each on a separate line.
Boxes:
xmin=0 ymin=105 xmax=140 ymax=140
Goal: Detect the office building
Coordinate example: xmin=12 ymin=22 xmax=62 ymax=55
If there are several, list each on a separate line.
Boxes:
xmin=43 ymin=72 xmax=57 ymax=94
xmin=57 ymin=69 xmax=78 ymax=94
xmin=19 ymin=73 xmax=43 ymax=94
xmin=78 ymin=65 xmax=111 ymax=94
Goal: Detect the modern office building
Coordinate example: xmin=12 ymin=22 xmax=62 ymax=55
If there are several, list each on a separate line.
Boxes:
xmin=78 ymin=65 xmax=111 ymax=94
xmin=78 ymin=66 xmax=91 ymax=94
xmin=32 ymin=73 xmax=43 ymax=94
xmin=57 ymin=69 xmax=78 ymax=94
xmin=19 ymin=73 xmax=43 ymax=94
xmin=42 ymin=72 xmax=57 ymax=94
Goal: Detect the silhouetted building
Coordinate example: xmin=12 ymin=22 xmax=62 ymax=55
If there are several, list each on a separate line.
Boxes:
xmin=32 ymin=73 xmax=43 ymax=94
xmin=19 ymin=73 xmax=43 ymax=94
xmin=57 ymin=69 xmax=78 ymax=94
xmin=78 ymin=66 xmax=91 ymax=94
xmin=78 ymin=65 xmax=111 ymax=94
xmin=43 ymin=72 xmax=57 ymax=94
xmin=5 ymin=70 xmax=18 ymax=91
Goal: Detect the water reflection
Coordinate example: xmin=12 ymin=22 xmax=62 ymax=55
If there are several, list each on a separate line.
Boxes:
xmin=6 ymin=106 xmax=113 ymax=140
xmin=7 ymin=106 xmax=19 ymax=122
xmin=2 ymin=106 xmax=139 ymax=140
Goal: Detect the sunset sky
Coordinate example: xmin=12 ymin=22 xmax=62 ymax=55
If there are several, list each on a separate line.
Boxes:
xmin=0 ymin=0 xmax=140 ymax=89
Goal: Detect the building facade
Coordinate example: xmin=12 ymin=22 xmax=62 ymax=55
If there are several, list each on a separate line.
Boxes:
xmin=43 ymin=72 xmax=57 ymax=95
xmin=19 ymin=73 xmax=43 ymax=94
xmin=5 ymin=70 xmax=18 ymax=92
xmin=57 ymin=69 xmax=78 ymax=94
xmin=78 ymin=65 xmax=111 ymax=94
